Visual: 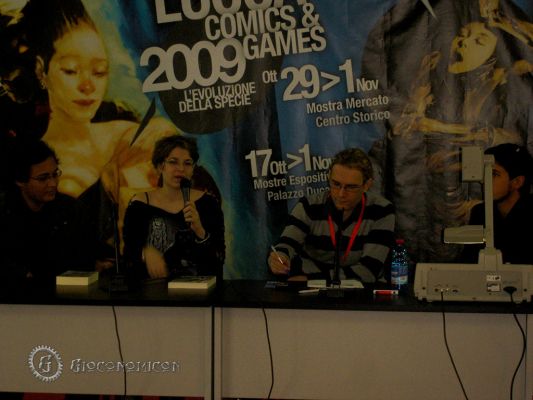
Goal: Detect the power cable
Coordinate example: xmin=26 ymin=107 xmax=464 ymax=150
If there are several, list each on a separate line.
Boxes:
xmin=440 ymin=291 xmax=469 ymax=400
xmin=111 ymin=305 xmax=127 ymax=398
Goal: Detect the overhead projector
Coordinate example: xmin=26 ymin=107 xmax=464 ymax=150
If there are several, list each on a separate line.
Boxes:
xmin=414 ymin=146 xmax=533 ymax=303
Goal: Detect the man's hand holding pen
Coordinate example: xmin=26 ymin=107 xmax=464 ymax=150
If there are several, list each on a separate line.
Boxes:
xmin=269 ymin=246 xmax=291 ymax=275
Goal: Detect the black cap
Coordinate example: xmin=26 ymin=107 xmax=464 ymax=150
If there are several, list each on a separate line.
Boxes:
xmin=485 ymin=144 xmax=532 ymax=179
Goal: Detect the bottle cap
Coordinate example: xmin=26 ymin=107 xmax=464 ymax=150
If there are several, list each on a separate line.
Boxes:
xmin=395 ymin=239 xmax=405 ymax=245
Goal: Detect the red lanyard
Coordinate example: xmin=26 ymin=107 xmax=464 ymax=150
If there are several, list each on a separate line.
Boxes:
xmin=327 ymin=194 xmax=366 ymax=262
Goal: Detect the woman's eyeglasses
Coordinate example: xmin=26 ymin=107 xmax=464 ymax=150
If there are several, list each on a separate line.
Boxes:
xmin=164 ymin=158 xmax=195 ymax=169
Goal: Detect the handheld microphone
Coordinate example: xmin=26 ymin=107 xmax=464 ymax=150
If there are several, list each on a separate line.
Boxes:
xmin=180 ymin=178 xmax=191 ymax=203
xmin=181 ymin=178 xmax=192 ymax=228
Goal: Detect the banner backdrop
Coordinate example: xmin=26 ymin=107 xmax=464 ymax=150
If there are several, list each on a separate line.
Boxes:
xmin=1 ymin=0 xmax=532 ymax=279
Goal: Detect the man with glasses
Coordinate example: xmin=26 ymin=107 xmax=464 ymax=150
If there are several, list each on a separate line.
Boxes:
xmin=0 ymin=140 xmax=97 ymax=289
xmin=269 ymin=148 xmax=395 ymax=283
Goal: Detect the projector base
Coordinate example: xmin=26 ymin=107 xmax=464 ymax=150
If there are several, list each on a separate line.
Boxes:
xmin=414 ymin=262 xmax=533 ymax=303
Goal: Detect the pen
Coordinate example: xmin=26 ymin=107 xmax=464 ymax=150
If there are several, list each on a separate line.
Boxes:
xmin=298 ymin=288 xmax=321 ymax=295
xmin=373 ymin=289 xmax=399 ymax=295
xmin=270 ymin=245 xmax=285 ymax=265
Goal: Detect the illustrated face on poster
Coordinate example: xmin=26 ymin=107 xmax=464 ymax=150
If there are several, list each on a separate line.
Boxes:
xmin=40 ymin=23 xmax=109 ymax=122
xmin=448 ymin=22 xmax=498 ymax=73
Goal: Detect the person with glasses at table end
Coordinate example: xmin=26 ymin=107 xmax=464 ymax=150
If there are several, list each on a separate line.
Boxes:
xmin=123 ymin=135 xmax=225 ymax=285
xmin=269 ymin=148 xmax=395 ymax=284
xmin=0 ymin=140 xmax=99 ymax=289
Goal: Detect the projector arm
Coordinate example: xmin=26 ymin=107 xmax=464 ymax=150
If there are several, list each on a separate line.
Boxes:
xmin=482 ymin=154 xmax=495 ymax=251
xmin=443 ymin=147 xmax=502 ymax=270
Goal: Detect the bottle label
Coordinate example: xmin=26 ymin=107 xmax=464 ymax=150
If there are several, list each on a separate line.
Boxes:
xmin=391 ymin=262 xmax=408 ymax=286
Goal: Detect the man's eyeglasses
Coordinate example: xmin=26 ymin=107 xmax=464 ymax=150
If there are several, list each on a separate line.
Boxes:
xmin=30 ymin=169 xmax=62 ymax=183
xmin=164 ymin=158 xmax=195 ymax=169
xmin=329 ymin=179 xmax=364 ymax=193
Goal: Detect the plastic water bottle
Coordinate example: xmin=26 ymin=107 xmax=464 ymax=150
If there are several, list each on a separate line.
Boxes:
xmin=391 ymin=239 xmax=409 ymax=290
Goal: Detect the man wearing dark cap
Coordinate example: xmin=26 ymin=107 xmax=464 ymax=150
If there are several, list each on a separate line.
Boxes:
xmin=465 ymin=143 xmax=533 ymax=265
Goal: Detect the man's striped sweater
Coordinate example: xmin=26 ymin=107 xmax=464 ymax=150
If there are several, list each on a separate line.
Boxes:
xmin=275 ymin=190 xmax=395 ymax=283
